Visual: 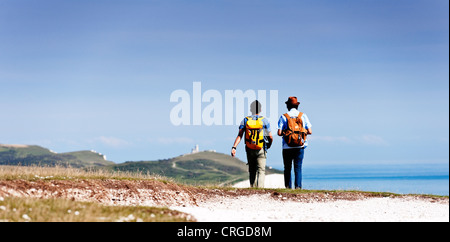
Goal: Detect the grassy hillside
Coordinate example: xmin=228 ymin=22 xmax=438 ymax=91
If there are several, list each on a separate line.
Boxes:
xmin=0 ymin=144 xmax=282 ymax=186
xmin=109 ymin=151 xmax=282 ymax=186
xmin=0 ymin=144 xmax=114 ymax=168
xmin=0 ymin=145 xmax=51 ymax=156
xmin=63 ymin=150 xmax=111 ymax=166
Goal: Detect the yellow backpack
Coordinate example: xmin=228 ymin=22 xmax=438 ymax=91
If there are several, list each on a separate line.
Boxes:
xmin=245 ymin=116 xmax=265 ymax=150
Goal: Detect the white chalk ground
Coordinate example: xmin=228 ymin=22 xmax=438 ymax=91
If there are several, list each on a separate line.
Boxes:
xmin=171 ymin=175 xmax=449 ymax=222
xmin=233 ymin=174 xmax=286 ymax=189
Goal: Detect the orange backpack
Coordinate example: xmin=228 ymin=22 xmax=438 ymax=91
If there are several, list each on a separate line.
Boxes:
xmin=283 ymin=112 xmax=307 ymax=147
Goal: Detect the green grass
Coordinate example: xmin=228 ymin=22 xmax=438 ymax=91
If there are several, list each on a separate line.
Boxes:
xmin=0 ymin=196 xmax=192 ymax=222
xmin=0 ymin=165 xmax=170 ymax=181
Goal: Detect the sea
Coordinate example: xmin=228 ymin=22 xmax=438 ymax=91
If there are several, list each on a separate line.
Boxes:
xmin=273 ymin=163 xmax=449 ymax=196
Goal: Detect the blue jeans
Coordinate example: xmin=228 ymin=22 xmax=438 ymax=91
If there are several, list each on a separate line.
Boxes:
xmin=282 ymin=148 xmax=305 ymax=189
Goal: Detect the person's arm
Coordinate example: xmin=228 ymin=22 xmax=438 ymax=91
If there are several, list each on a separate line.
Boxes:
xmin=277 ymin=114 xmax=285 ymax=137
xmin=266 ymin=132 xmax=273 ymax=149
xmin=231 ymin=129 xmax=244 ymax=157
xmin=303 ymin=113 xmax=312 ymax=136
xmin=277 ymin=129 xmax=283 ymax=136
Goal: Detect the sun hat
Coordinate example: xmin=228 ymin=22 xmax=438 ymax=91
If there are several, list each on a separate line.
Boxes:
xmin=285 ymin=96 xmax=300 ymax=106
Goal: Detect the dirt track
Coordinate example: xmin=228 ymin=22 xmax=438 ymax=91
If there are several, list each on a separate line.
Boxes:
xmin=2 ymin=179 xmax=446 ymax=205
xmin=1 ymin=179 xmax=448 ymax=221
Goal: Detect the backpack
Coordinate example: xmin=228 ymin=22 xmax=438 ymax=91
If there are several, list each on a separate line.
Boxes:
xmin=283 ymin=112 xmax=307 ymax=147
xmin=245 ymin=116 xmax=265 ymax=150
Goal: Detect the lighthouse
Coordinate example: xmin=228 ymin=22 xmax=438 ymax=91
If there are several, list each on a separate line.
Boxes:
xmin=191 ymin=144 xmax=199 ymax=154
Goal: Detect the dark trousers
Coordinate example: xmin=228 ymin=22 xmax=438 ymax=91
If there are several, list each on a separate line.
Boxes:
xmin=282 ymin=148 xmax=305 ymax=189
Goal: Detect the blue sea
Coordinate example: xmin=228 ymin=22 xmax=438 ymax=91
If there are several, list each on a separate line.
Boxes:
xmin=275 ymin=163 xmax=449 ymax=196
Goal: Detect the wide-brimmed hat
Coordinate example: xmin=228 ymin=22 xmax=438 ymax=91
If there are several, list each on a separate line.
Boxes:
xmin=285 ymin=96 xmax=300 ymax=106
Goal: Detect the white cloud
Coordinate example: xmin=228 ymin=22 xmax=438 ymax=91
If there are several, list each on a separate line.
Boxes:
xmin=155 ymin=137 xmax=195 ymax=145
xmin=309 ymin=135 xmax=388 ymax=146
xmin=358 ymin=135 xmax=388 ymax=146
xmin=309 ymin=136 xmax=353 ymax=143
xmin=94 ymin=136 xmax=130 ymax=147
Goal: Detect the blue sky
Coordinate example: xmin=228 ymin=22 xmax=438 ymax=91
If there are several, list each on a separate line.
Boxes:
xmin=0 ymin=0 xmax=448 ymax=169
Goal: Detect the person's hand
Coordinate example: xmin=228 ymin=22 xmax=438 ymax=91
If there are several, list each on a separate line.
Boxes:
xmin=231 ymin=147 xmax=236 ymax=157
